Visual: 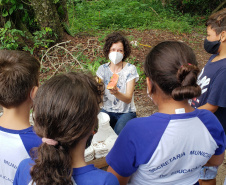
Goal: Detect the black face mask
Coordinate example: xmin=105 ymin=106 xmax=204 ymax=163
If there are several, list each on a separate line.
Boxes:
xmin=204 ymin=38 xmax=221 ymax=54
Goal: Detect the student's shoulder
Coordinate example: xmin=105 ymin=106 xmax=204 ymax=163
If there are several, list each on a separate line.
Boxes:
xmin=197 ymin=109 xmax=224 ymax=130
xmin=0 ymin=125 xmax=35 ymax=135
xmin=18 ymin=158 xmax=34 ymax=168
xmin=197 ymin=108 xmax=217 ymax=120
xmin=73 ymin=165 xmax=119 ymax=185
xmin=19 ymin=126 xmax=41 ymax=139
xmin=123 ymin=113 xmax=171 ymax=134
xmin=127 ymin=113 xmax=170 ymax=125
xmin=93 ymin=168 xmax=119 ymax=184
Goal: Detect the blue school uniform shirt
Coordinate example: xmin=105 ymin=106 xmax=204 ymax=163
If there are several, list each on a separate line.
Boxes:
xmin=106 ymin=109 xmax=225 ymax=185
xmin=0 ymin=126 xmax=42 ymax=185
xmin=191 ymin=55 xmax=226 ymax=132
xmin=13 ymin=158 xmax=119 ymax=185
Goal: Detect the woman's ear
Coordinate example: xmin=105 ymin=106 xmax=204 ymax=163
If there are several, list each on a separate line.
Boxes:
xmin=30 ymin=86 xmax=38 ymax=100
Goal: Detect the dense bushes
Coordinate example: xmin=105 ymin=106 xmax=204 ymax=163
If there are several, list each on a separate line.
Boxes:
xmin=168 ymin=0 xmax=226 ymax=15
xmin=68 ymin=0 xmax=209 ymax=35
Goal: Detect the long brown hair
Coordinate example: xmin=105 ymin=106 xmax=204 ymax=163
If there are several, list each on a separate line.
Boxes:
xmin=30 ymin=72 xmax=103 ymax=185
xmin=144 ymin=41 xmax=201 ymax=101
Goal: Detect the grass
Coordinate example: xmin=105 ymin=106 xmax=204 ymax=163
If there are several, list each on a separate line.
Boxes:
xmin=65 ymin=0 xmax=208 ymax=89
xmin=68 ymin=0 xmax=206 ymax=36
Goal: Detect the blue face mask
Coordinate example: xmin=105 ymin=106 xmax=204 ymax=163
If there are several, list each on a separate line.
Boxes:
xmin=204 ymin=38 xmax=221 ymax=54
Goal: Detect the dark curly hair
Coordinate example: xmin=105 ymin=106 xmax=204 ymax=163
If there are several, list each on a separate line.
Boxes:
xmin=144 ymin=41 xmax=201 ymax=101
xmin=30 ymin=72 xmax=104 ymax=185
xmin=103 ymin=32 xmax=131 ymax=61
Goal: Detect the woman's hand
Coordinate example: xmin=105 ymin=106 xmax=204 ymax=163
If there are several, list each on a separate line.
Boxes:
xmin=109 ymin=86 xmax=119 ymax=95
xmin=108 ymin=79 xmax=135 ymax=104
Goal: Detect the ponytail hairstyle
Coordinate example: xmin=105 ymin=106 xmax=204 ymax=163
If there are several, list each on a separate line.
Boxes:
xmin=30 ymin=72 xmax=104 ymax=185
xmin=144 ymin=41 xmax=201 ymax=101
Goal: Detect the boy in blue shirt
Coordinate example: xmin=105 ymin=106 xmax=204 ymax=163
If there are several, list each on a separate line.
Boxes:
xmin=191 ymin=8 xmax=226 ymax=185
xmin=0 ymin=50 xmax=42 ymax=185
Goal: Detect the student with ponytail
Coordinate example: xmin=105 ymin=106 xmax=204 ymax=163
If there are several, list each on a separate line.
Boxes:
xmin=106 ymin=41 xmax=225 ymax=185
xmin=13 ymin=72 xmax=119 ymax=185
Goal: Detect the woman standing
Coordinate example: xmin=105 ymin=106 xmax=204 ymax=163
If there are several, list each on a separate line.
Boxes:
xmin=96 ymin=32 xmax=139 ymax=135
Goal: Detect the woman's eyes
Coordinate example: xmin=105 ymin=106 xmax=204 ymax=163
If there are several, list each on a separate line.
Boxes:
xmin=110 ymin=49 xmax=123 ymax=52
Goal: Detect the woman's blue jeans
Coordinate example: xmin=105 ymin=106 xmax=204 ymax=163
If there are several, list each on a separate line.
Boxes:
xmin=101 ymin=109 xmax=136 ymax=135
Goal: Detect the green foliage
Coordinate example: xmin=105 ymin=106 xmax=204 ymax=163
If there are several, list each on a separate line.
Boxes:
xmin=23 ymin=27 xmax=55 ymax=54
xmin=0 ymin=0 xmax=57 ymax=52
xmin=0 ymin=27 xmax=23 ymax=50
xmin=0 ymin=21 xmax=24 ymax=50
xmin=169 ymin=0 xmax=225 ymax=15
xmin=68 ymin=0 xmax=206 ymax=35
xmin=0 ymin=23 xmax=54 ymax=53
xmin=129 ymin=57 xmax=146 ymax=89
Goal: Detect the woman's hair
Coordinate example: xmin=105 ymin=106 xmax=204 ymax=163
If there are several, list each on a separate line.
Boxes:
xmin=103 ymin=32 xmax=131 ymax=61
xmin=144 ymin=41 xmax=201 ymax=101
xmin=30 ymin=72 xmax=104 ymax=185
xmin=206 ymin=8 xmax=226 ymax=35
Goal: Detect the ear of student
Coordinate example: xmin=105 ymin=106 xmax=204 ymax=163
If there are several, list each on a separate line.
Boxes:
xmin=146 ymin=77 xmax=152 ymax=93
xmin=221 ymin=31 xmax=226 ymax=42
xmin=30 ymin=86 xmax=38 ymax=100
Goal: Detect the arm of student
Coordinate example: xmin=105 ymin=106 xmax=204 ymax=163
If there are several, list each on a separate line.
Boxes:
xmin=204 ymin=151 xmax=225 ymax=166
xmin=198 ymin=103 xmax=218 ymax=113
xmin=107 ymin=166 xmax=130 ymax=185
xmin=109 ymin=79 xmax=135 ymax=104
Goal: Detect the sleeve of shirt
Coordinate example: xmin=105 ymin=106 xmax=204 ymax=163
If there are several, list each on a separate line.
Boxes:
xmin=127 ymin=64 xmax=139 ymax=83
xmin=199 ymin=110 xmax=225 ymax=154
xmin=106 ymin=122 xmax=138 ymax=177
xmin=106 ymin=116 xmax=169 ymax=177
xmin=105 ymin=173 xmax=120 ymax=185
xmin=208 ymin=68 xmax=226 ymax=107
xmin=96 ymin=65 xmax=104 ymax=80
xmin=19 ymin=127 xmax=42 ymax=156
xmin=13 ymin=159 xmax=32 ymax=185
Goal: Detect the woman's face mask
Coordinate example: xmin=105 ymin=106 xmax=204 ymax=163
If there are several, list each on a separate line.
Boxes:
xmin=108 ymin=52 xmax=123 ymax=65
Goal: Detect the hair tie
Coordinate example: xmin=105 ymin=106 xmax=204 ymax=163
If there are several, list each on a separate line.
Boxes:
xmin=42 ymin=137 xmax=58 ymax=146
xmin=181 ymin=63 xmax=192 ymax=68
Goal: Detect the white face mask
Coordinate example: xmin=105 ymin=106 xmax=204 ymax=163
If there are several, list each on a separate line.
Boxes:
xmin=108 ymin=52 xmax=123 ymax=65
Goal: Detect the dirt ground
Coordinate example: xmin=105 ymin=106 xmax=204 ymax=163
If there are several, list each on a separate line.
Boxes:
xmin=61 ymin=29 xmax=226 ymax=184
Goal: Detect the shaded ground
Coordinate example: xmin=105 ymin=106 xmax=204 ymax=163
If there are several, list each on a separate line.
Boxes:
xmin=62 ymin=29 xmax=225 ymax=184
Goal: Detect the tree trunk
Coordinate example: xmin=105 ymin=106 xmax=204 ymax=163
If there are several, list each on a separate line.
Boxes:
xmin=30 ymin=0 xmax=64 ymax=42
xmin=56 ymin=0 xmax=69 ymax=24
